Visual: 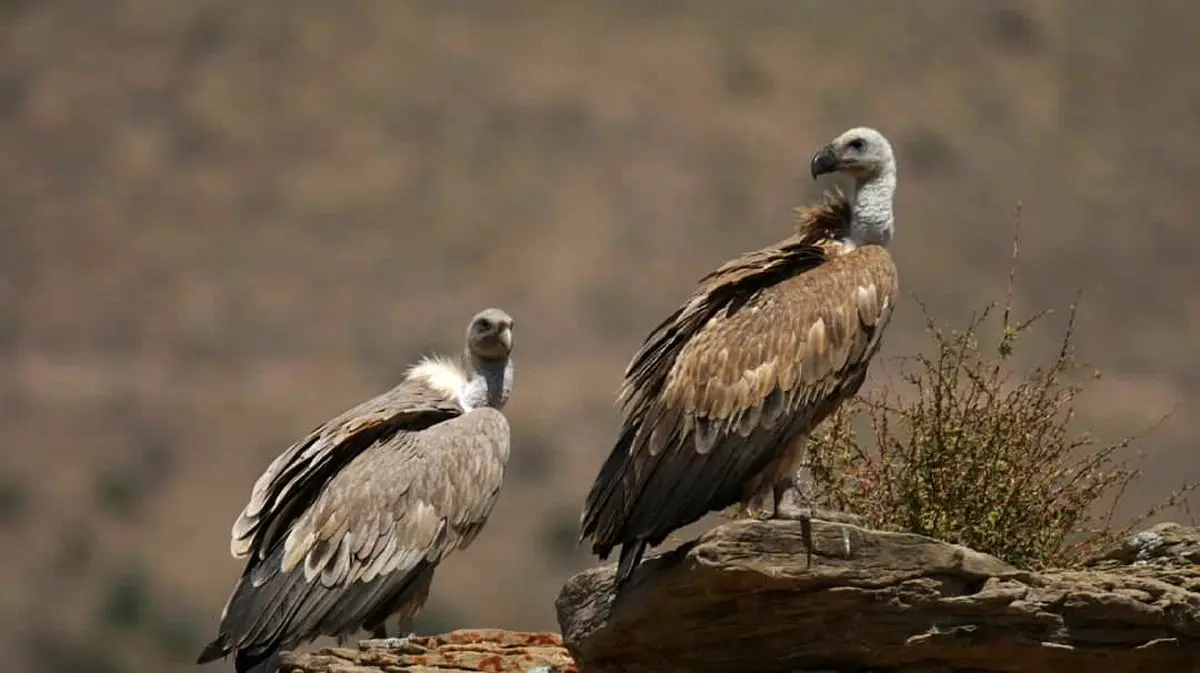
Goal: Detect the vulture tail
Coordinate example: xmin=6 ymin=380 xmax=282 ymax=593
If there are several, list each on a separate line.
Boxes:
xmin=235 ymin=649 xmax=280 ymax=673
xmin=195 ymin=637 xmax=229 ymax=665
xmin=579 ymin=424 xmax=638 ymax=552
xmin=196 ymin=635 xmax=279 ymax=673
xmin=614 ymin=539 xmax=649 ymax=592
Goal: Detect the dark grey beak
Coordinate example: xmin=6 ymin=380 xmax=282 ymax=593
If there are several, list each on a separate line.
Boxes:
xmin=810 ymin=144 xmax=839 ymax=179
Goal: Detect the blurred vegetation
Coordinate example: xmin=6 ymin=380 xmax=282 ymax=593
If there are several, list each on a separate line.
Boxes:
xmin=100 ymin=567 xmax=153 ymax=631
xmin=22 ymin=550 xmax=205 ymax=673
xmin=0 ymin=469 xmax=29 ymax=525
xmin=542 ymin=507 xmax=586 ymax=567
xmin=807 ymin=209 xmax=1197 ymax=569
xmin=410 ymin=601 xmax=463 ymax=636
xmin=31 ymin=630 xmax=124 ymax=673
xmin=94 ymin=467 xmax=151 ymax=518
xmin=94 ymin=562 xmax=204 ymax=662
xmin=509 ymin=426 xmax=556 ymax=483
xmin=51 ymin=522 xmax=97 ymax=577
xmin=92 ymin=413 xmax=179 ymax=520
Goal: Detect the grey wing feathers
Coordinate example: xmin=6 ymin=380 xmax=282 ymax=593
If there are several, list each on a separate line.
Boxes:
xmin=231 ymin=380 xmax=462 ymax=563
xmin=284 ymin=406 xmax=511 ymax=587
xmin=206 ymin=408 xmax=509 ymax=664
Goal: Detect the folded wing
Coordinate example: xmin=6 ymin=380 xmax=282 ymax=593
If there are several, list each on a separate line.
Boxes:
xmin=202 ymin=408 xmax=509 ymax=666
xmin=581 ymin=242 xmax=897 ymax=579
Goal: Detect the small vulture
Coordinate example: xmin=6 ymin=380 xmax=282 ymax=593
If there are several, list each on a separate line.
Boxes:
xmin=580 ymin=127 xmax=900 ymax=591
xmin=197 ymin=308 xmax=515 ymax=673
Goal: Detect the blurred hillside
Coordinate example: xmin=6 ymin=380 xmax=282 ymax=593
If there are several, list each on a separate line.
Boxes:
xmin=2 ymin=2 xmax=1198 ymax=672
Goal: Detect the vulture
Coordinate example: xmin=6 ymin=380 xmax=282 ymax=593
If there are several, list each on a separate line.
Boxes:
xmin=580 ymin=126 xmax=900 ymax=591
xmin=197 ymin=308 xmax=515 ymax=673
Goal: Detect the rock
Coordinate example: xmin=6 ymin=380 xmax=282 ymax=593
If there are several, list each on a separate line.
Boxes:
xmin=1088 ymin=522 xmax=1200 ymax=570
xmin=555 ymin=519 xmax=1200 ymax=673
xmin=279 ymin=629 xmax=577 ymax=673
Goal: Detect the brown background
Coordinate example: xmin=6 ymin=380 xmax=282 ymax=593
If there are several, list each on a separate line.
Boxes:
xmin=2 ymin=2 xmax=1198 ymax=672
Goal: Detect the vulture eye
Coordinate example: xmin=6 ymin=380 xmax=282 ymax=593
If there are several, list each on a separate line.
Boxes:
xmin=847 ymin=138 xmax=866 ymax=152
xmin=477 ymin=319 xmax=493 ymax=332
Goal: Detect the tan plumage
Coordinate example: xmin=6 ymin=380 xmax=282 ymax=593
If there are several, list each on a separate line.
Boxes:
xmin=198 ymin=308 xmax=515 ymax=673
xmin=580 ymin=127 xmax=900 ymax=590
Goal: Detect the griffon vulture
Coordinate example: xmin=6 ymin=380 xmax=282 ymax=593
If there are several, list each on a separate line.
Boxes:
xmin=580 ymin=127 xmax=900 ymax=591
xmin=197 ymin=308 xmax=515 ymax=673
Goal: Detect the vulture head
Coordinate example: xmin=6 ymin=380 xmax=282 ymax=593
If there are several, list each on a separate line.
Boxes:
xmin=810 ymin=126 xmax=895 ymax=184
xmin=467 ymin=308 xmax=514 ymax=360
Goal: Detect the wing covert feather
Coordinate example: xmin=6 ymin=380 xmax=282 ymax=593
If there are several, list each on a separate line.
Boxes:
xmin=653 ymin=247 xmax=895 ymax=454
xmin=281 ymin=407 xmax=510 ymax=590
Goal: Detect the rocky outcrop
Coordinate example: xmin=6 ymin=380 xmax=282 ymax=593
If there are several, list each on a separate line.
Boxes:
xmin=279 ymin=629 xmax=576 ymax=673
xmin=281 ymin=521 xmax=1200 ymax=673
xmin=555 ymin=520 xmax=1200 ymax=673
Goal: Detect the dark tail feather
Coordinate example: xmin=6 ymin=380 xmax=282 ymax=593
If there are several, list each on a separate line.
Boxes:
xmin=614 ymin=539 xmax=649 ymax=592
xmin=196 ymin=636 xmax=229 ymax=665
xmin=197 ymin=635 xmax=279 ymax=673
xmin=579 ymin=425 xmax=638 ymax=546
xmin=236 ymin=648 xmax=280 ymax=673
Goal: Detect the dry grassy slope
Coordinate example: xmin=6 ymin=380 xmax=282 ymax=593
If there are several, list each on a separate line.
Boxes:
xmin=1 ymin=2 xmax=1198 ymax=672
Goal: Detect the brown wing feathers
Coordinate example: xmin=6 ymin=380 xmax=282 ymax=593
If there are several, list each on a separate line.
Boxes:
xmin=580 ymin=191 xmax=896 ymax=587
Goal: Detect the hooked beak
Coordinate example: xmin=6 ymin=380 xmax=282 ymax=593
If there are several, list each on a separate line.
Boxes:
xmin=498 ymin=326 xmax=513 ymax=353
xmin=810 ymin=144 xmax=840 ymax=179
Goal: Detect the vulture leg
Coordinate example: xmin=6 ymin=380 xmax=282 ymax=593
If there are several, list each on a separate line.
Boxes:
xmin=738 ymin=486 xmax=778 ymax=520
xmin=770 ymin=477 xmax=816 ymax=568
xmin=771 ymin=475 xmax=810 ymax=519
xmin=773 ymin=465 xmax=864 ymax=566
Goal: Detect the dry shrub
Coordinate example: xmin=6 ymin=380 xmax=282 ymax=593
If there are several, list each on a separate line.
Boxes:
xmin=807 ymin=205 xmax=1196 ymax=569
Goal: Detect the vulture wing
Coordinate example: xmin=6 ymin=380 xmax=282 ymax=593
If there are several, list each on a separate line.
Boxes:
xmin=201 ymin=407 xmax=510 ymax=668
xmin=230 ymin=380 xmax=462 ymax=564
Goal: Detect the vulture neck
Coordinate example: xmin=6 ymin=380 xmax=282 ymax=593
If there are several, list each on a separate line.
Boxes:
xmin=461 ymin=353 xmax=513 ymax=411
xmin=847 ymin=167 xmax=896 ymax=249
